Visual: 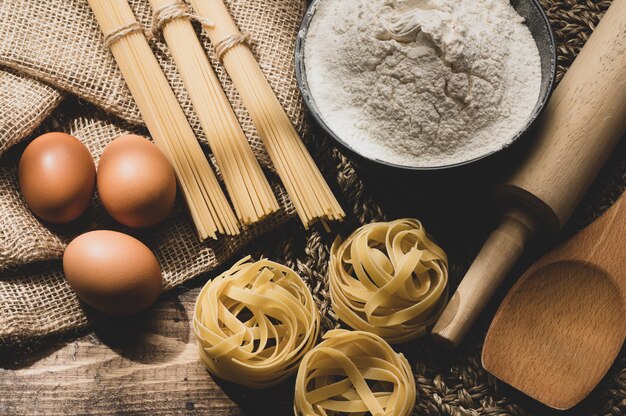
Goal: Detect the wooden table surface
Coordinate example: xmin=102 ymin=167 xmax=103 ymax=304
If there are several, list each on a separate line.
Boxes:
xmin=0 ymin=282 xmax=296 ymax=416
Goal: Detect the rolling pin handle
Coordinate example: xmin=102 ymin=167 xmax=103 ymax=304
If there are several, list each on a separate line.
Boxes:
xmin=431 ymin=208 xmax=538 ymax=348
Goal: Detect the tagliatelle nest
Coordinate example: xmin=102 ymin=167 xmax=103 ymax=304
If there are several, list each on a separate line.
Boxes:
xmin=329 ymin=218 xmax=449 ymax=343
xmin=294 ymin=329 xmax=416 ymax=416
xmin=193 ymin=256 xmax=320 ymax=388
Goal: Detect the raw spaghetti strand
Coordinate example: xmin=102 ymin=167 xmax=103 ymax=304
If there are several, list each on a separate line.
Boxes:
xmin=193 ymin=257 xmax=320 ymax=388
xmin=149 ymin=0 xmax=279 ymax=225
xmin=294 ymin=330 xmax=416 ymax=416
xmin=329 ymin=219 xmax=449 ymax=343
xmin=187 ymin=0 xmax=345 ymax=228
xmin=88 ymin=0 xmax=239 ymax=240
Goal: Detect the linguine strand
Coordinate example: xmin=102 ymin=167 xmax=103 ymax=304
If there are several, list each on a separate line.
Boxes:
xmin=187 ymin=0 xmax=345 ymax=229
xmin=148 ymin=0 xmax=279 ymax=225
xmin=89 ymin=0 xmax=239 ymax=240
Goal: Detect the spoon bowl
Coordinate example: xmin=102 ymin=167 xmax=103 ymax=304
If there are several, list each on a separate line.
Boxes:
xmin=482 ymin=193 xmax=626 ymax=410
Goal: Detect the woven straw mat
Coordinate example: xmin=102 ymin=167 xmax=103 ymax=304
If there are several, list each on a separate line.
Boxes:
xmin=0 ymin=0 xmax=624 ymax=414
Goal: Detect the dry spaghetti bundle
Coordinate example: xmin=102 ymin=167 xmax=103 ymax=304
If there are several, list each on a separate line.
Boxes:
xmin=148 ymin=0 xmax=278 ymax=225
xmin=329 ymin=219 xmax=449 ymax=343
xmin=193 ymin=257 xmax=320 ymax=388
xmin=187 ymin=0 xmax=345 ymax=228
xmin=294 ymin=330 xmax=416 ymax=416
xmin=88 ymin=0 xmax=239 ymax=240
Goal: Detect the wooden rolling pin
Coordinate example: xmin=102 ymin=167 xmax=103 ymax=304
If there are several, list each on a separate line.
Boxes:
xmin=432 ymin=0 xmax=626 ymax=348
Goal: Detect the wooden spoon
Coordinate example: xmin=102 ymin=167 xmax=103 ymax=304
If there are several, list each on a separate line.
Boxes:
xmin=482 ymin=192 xmax=626 ymax=410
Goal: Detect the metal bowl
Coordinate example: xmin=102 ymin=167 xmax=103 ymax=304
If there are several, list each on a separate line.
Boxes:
xmin=295 ymin=0 xmax=557 ymax=171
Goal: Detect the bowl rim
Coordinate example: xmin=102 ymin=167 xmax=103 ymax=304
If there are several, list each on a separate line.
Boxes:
xmin=295 ymin=0 xmax=557 ymax=171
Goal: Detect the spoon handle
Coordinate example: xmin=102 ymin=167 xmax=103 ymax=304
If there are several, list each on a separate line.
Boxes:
xmin=540 ymin=193 xmax=626 ymax=291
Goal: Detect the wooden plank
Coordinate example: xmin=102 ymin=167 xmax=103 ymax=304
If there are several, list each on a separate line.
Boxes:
xmin=0 ymin=284 xmax=294 ymax=415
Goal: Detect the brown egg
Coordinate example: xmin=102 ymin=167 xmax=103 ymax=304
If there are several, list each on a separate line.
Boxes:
xmin=18 ymin=132 xmax=95 ymax=223
xmin=97 ymin=134 xmax=176 ymax=228
xmin=63 ymin=230 xmax=162 ymax=315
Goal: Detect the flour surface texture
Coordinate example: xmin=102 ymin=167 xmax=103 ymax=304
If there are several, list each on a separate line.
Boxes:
xmin=304 ymin=0 xmax=542 ymax=167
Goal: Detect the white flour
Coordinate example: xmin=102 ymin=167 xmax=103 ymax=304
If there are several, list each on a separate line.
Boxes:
xmin=304 ymin=0 xmax=542 ymax=167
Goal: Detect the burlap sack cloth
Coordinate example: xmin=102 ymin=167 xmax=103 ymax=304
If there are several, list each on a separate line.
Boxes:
xmin=0 ymin=0 xmax=624 ymax=414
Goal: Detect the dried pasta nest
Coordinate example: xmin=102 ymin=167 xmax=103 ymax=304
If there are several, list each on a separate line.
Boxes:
xmin=329 ymin=218 xmax=449 ymax=343
xmin=294 ymin=329 xmax=416 ymax=416
xmin=193 ymin=256 xmax=320 ymax=388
